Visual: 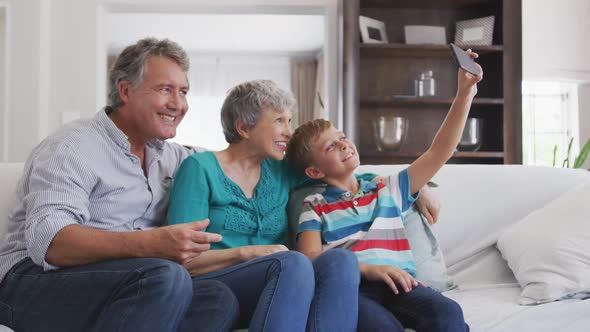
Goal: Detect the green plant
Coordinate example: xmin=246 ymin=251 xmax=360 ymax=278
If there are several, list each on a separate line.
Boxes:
xmin=552 ymin=137 xmax=590 ymax=170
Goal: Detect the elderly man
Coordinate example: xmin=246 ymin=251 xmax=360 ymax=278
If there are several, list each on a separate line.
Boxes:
xmin=0 ymin=38 xmax=238 ymax=332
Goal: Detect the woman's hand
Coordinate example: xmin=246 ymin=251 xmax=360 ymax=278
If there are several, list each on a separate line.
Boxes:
xmin=415 ymin=185 xmax=441 ymax=225
xmin=239 ymin=245 xmax=289 ymax=261
xmin=181 ymin=244 xmax=288 ymax=277
xmin=360 ymin=263 xmax=418 ymax=295
xmin=456 ymin=49 xmax=484 ymax=99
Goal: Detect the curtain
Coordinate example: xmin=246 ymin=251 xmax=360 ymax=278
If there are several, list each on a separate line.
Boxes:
xmin=170 ymin=55 xmax=291 ymax=150
xmin=314 ymin=51 xmax=325 ymax=120
xmin=290 ymin=55 xmax=319 ymax=128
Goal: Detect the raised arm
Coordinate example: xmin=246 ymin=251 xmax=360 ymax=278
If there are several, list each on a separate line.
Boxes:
xmin=408 ymin=50 xmax=483 ymax=194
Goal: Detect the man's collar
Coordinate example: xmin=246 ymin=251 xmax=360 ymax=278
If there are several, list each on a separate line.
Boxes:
xmin=147 ymin=139 xmax=165 ymax=151
xmin=98 ymin=108 xmax=129 ymax=150
xmin=98 ymin=107 xmax=165 ymax=154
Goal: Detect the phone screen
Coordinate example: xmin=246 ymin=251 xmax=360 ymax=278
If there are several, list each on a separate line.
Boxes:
xmin=449 ymin=43 xmax=481 ymax=76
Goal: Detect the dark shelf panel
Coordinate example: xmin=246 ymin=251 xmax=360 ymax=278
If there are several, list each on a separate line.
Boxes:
xmin=361 ymin=97 xmax=504 ymax=107
xmin=455 ymin=151 xmax=504 ymax=158
xmin=360 ymin=43 xmax=503 ymax=57
xmin=361 ymin=0 xmax=497 ymax=9
xmin=360 ymin=151 xmax=504 ymax=158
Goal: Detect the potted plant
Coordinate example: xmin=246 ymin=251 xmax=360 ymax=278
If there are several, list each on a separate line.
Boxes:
xmin=552 ymin=138 xmax=590 ymax=170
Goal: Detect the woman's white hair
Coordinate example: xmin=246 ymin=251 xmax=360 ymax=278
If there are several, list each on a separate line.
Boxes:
xmin=220 ymin=80 xmax=297 ymax=144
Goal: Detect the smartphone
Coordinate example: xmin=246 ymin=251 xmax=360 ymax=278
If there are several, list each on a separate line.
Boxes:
xmin=449 ymin=43 xmax=481 ymax=76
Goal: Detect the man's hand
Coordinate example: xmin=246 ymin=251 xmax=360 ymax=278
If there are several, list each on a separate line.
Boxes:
xmin=148 ymin=219 xmax=222 ymax=266
xmin=415 ymin=185 xmax=441 ymax=225
xmin=360 ymin=263 xmax=418 ymax=295
xmin=239 ymin=245 xmax=289 ymax=261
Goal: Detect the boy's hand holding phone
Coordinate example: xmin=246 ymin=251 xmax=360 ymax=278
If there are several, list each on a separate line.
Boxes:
xmin=450 ymin=44 xmax=484 ymax=99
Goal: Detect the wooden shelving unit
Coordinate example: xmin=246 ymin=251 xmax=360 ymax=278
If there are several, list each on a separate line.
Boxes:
xmin=342 ymin=0 xmax=522 ymax=165
xmin=360 ymin=97 xmax=504 ymax=107
xmin=361 ymin=151 xmax=504 ymax=158
xmin=360 ymin=43 xmax=504 ymax=57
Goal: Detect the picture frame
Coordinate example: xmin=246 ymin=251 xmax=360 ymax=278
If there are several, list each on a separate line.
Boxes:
xmin=404 ymin=25 xmax=446 ymax=45
xmin=454 ymin=16 xmax=495 ymax=46
xmin=359 ymin=16 xmax=388 ymax=44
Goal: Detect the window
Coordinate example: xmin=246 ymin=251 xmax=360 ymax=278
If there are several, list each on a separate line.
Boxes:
xmin=169 ymin=55 xmax=291 ymax=150
xmin=522 ymin=81 xmax=579 ymax=166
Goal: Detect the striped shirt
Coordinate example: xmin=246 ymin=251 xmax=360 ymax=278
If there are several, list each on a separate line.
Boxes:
xmin=0 ymin=109 xmax=198 ymax=282
xmin=297 ymin=169 xmax=419 ymax=276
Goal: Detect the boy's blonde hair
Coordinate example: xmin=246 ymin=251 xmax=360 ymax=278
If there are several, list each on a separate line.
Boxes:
xmin=286 ymin=118 xmax=332 ymax=173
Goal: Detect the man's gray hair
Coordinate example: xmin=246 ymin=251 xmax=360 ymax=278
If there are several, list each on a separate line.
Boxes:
xmin=221 ymin=80 xmax=297 ymax=144
xmin=107 ymin=37 xmax=190 ymax=110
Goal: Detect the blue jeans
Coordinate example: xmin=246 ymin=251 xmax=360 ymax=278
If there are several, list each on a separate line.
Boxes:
xmin=193 ymin=249 xmax=359 ymax=332
xmin=358 ymin=281 xmax=469 ymax=332
xmin=193 ymin=250 xmax=315 ymax=331
xmin=307 ymin=249 xmax=359 ymax=332
xmin=0 ymin=257 xmax=239 ymax=332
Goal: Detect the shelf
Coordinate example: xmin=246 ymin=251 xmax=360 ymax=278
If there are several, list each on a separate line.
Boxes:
xmin=360 ymin=43 xmax=503 ymax=57
xmin=454 ymin=151 xmax=504 ymax=158
xmin=347 ymin=0 xmax=522 ymax=164
xmin=361 ymin=97 xmax=504 ymax=107
xmin=360 ymin=151 xmax=505 ymax=158
xmin=362 ymin=0 xmax=497 ymax=9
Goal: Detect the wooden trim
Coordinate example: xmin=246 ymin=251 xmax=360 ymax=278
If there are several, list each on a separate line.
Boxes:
xmin=361 ymin=0 xmax=497 ymax=9
xmin=343 ymin=0 xmax=360 ymax=145
xmin=360 ymin=43 xmax=503 ymax=57
xmin=503 ymin=0 xmax=523 ymax=164
xmin=361 ymin=151 xmax=504 ymax=158
xmin=360 ymin=97 xmax=504 ymax=107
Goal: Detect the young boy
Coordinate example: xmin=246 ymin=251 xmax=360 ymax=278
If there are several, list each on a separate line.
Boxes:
xmin=285 ymin=51 xmax=482 ymax=331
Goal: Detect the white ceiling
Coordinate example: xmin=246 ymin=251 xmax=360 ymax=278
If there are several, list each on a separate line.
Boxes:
xmin=105 ymin=13 xmax=325 ymax=55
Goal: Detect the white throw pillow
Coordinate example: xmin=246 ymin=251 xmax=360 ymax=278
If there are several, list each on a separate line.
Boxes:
xmin=497 ymin=183 xmax=590 ymax=305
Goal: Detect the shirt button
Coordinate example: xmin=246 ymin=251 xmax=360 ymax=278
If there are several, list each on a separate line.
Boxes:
xmin=353 ymin=200 xmax=358 ymax=206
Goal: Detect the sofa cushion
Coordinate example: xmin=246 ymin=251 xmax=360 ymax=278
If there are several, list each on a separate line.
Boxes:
xmin=404 ymin=205 xmax=456 ymax=292
xmin=497 ymin=182 xmax=590 ymax=305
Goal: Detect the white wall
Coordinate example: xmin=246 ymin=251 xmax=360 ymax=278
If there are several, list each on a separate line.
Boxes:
xmin=0 ymin=6 xmax=6 ymax=161
xmin=3 ymin=0 xmax=44 ymax=162
xmin=523 ymin=0 xmax=590 ymax=165
xmin=48 ymin=0 xmax=105 ymax=135
xmin=523 ymin=0 xmax=590 ymax=81
xmin=2 ymin=0 xmax=340 ymax=162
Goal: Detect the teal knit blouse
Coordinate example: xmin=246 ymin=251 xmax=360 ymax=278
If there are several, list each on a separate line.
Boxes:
xmin=168 ymin=151 xmax=375 ymax=249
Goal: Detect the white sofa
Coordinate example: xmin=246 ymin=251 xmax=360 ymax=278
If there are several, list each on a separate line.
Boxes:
xmin=1 ymin=162 xmax=590 ymax=331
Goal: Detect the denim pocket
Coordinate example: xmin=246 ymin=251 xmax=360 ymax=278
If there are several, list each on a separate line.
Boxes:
xmin=0 ymin=301 xmax=13 ymax=327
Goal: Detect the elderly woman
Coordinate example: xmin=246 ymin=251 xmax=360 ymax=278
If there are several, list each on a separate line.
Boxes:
xmin=168 ymin=80 xmax=440 ymax=331
xmin=168 ymin=80 xmax=363 ymax=332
